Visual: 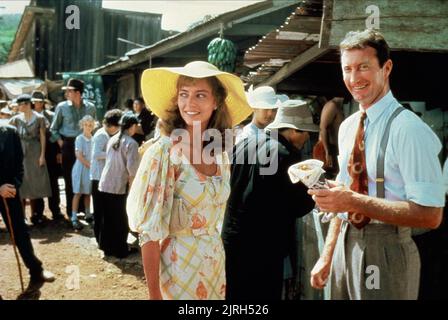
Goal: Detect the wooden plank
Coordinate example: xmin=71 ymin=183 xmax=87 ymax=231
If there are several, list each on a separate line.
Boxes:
xmin=7 ymin=9 xmax=34 ymax=62
xmin=27 ymin=6 xmax=55 ymax=15
xmin=328 ymin=0 xmax=448 ymax=51
xmin=319 ymin=0 xmax=333 ymax=48
xmin=258 ymin=43 xmax=330 ymax=86
xmin=332 ymin=0 xmax=448 ymax=20
xmin=224 ymin=23 xmax=279 ymax=36
xmin=283 ymin=15 xmax=322 ymax=33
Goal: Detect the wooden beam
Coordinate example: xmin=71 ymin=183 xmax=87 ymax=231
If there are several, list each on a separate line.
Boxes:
xmin=27 ymin=6 xmax=55 ymax=15
xmin=258 ymin=43 xmax=330 ymax=86
xmin=319 ymin=0 xmax=334 ymax=48
xmin=224 ymin=24 xmax=279 ymax=36
xmin=8 ymin=8 xmax=34 ymax=62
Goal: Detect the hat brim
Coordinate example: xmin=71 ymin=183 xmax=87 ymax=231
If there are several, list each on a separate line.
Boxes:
xmin=141 ymin=65 xmax=253 ymax=127
xmin=281 ymin=99 xmax=308 ymax=108
xmin=249 ymin=101 xmax=281 ymax=110
xmin=266 ymin=121 xmax=319 ymax=132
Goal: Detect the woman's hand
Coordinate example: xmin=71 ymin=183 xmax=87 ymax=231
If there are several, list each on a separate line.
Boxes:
xmin=39 ymin=156 xmax=46 ymax=167
xmin=310 ymin=257 xmax=332 ymax=289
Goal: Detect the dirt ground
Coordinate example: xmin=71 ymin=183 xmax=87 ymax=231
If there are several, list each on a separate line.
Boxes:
xmin=0 ymin=204 xmax=148 ymax=300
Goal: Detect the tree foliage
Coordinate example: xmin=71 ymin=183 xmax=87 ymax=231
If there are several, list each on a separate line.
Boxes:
xmin=0 ymin=14 xmax=21 ymax=65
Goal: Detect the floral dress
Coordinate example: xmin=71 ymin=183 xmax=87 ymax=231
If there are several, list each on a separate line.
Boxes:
xmin=127 ymin=135 xmax=230 ymax=300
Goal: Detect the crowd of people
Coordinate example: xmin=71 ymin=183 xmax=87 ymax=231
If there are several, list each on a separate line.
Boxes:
xmin=1 ymin=29 xmax=446 ymax=300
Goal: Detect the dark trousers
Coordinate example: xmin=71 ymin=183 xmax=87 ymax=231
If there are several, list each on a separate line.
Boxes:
xmin=1 ymin=194 xmax=43 ymax=277
xmin=46 ymin=155 xmax=62 ymax=216
xmin=91 ymin=180 xmax=103 ymax=243
xmin=61 ymin=137 xmax=76 ymax=217
xmin=413 ymin=200 xmax=448 ymax=300
xmin=30 ymin=199 xmax=44 ymax=216
xmin=224 ymin=239 xmax=284 ymax=300
xmin=99 ymin=192 xmax=129 ymax=258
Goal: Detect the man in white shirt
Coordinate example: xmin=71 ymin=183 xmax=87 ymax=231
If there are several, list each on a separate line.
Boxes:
xmin=308 ymin=29 xmax=444 ymax=299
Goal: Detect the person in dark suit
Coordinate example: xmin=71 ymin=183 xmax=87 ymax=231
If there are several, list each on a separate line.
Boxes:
xmin=222 ymin=99 xmax=317 ymax=300
xmin=132 ymin=97 xmax=156 ymax=145
xmin=0 ymin=123 xmax=55 ymax=294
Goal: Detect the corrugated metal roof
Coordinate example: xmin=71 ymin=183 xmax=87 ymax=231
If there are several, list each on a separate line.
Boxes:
xmin=242 ymin=0 xmax=324 ymax=84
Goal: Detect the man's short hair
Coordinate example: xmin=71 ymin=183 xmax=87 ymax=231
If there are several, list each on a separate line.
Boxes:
xmin=339 ymin=29 xmax=390 ymax=67
xmin=134 ymin=97 xmax=145 ymax=105
xmin=103 ymin=109 xmax=123 ymax=127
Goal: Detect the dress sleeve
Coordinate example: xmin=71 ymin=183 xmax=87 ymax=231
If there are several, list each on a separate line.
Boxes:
xmin=126 ymin=136 xmax=176 ymax=246
xmin=75 ymin=135 xmax=82 ymax=153
xmin=38 ymin=115 xmax=47 ymax=131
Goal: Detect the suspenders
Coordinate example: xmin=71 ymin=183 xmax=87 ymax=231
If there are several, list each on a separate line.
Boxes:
xmin=376 ymin=106 xmax=405 ymax=198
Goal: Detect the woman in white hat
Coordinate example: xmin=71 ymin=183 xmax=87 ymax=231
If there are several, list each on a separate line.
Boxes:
xmin=127 ymin=61 xmax=252 ymax=300
xmin=235 ymin=86 xmax=286 ymax=144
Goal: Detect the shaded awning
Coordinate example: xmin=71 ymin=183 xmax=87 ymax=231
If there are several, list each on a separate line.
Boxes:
xmin=0 ymin=59 xmax=35 ymax=78
xmin=0 ymin=78 xmax=45 ymax=99
xmin=242 ymin=0 xmax=326 ymax=85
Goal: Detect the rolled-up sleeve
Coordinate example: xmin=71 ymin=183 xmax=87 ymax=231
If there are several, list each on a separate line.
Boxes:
xmin=50 ymin=105 xmax=63 ymax=142
xmin=443 ymin=159 xmax=448 ymax=195
xmin=93 ymin=133 xmax=108 ymax=161
xmin=394 ymin=120 xmax=445 ymax=207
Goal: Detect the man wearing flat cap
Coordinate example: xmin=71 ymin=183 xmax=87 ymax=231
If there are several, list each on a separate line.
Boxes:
xmin=222 ymin=99 xmax=316 ymax=300
xmin=50 ymin=79 xmax=96 ymax=220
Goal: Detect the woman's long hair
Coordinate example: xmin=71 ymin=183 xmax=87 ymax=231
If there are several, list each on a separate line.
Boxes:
xmin=112 ymin=112 xmax=139 ymax=150
xmin=160 ymin=75 xmax=232 ymax=150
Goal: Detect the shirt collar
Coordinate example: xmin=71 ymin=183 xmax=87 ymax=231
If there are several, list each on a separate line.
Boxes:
xmin=249 ymin=122 xmax=264 ymax=132
xmin=360 ymin=90 xmax=395 ymax=124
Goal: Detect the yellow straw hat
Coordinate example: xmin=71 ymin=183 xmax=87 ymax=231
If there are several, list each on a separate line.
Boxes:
xmin=141 ymin=61 xmax=253 ymax=127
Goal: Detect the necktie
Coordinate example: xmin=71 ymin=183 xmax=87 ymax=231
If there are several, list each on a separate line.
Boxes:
xmin=347 ymin=112 xmax=370 ymax=229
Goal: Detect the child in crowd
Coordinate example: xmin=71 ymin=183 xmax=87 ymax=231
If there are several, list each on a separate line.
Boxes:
xmin=90 ymin=109 xmax=122 ymax=243
xmin=71 ymin=115 xmax=95 ymax=230
xmin=98 ymin=112 xmax=140 ymax=258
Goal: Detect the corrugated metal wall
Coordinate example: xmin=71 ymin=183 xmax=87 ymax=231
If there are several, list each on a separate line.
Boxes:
xmin=30 ymin=0 xmax=161 ymax=79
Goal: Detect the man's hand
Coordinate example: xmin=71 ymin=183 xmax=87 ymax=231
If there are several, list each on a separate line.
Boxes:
xmin=56 ymin=153 xmax=62 ymax=164
xmin=310 ymin=257 xmax=332 ymax=289
xmin=0 ymin=184 xmax=17 ymax=198
xmin=57 ymin=139 xmax=63 ymax=149
xmin=308 ymin=184 xmax=354 ymax=213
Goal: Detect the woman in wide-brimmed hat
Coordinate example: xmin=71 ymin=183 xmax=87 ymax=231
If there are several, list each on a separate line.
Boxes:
xmin=127 ymin=61 xmax=252 ymax=300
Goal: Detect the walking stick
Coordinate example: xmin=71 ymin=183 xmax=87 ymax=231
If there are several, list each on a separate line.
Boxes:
xmin=2 ymin=196 xmax=25 ymax=293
